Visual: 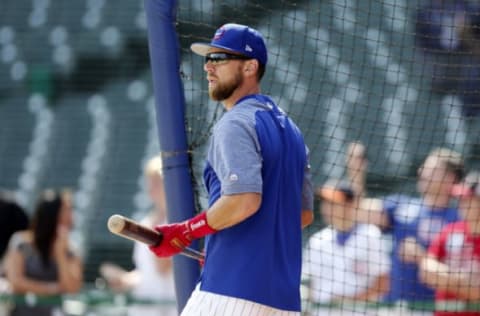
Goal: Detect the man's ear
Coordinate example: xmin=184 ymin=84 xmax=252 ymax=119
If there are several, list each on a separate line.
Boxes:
xmin=244 ymin=60 xmax=259 ymax=76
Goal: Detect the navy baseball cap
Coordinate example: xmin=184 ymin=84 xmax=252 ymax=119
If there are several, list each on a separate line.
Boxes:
xmin=191 ymin=23 xmax=268 ymax=66
xmin=318 ymin=179 xmax=356 ymax=204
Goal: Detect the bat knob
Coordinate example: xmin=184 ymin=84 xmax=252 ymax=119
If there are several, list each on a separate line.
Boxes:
xmin=107 ymin=214 xmax=126 ymax=234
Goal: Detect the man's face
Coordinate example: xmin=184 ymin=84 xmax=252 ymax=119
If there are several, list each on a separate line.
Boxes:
xmin=417 ymin=155 xmax=455 ymax=196
xmin=204 ymin=50 xmax=245 ymax=101
xmin=321 ymin=199 xmax=351 ymax=228
xmin=459 ymin=196 xmax=480 ymax=223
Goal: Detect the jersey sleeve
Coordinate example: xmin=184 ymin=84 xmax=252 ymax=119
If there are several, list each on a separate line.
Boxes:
xmin=382 ymin=194 xmax=404 ymax=231
xmin=211 ymin=114 xmax=262 ymax=195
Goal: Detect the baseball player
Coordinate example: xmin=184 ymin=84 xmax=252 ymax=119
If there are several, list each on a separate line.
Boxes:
xmin=420 ymin=171 xmax=480 ymax=316
xmin=303 ymin=179 xmax=390 ymax=315
xmin=148 ymin=23 xmax=314 ymax=316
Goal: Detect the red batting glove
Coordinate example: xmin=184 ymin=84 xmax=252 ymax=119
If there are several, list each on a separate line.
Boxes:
xmin=149 ymin=212 xmax=216 ymax=258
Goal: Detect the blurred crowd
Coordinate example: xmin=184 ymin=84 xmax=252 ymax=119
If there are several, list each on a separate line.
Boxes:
xmin=300 ymin=2 xmax=480 ymax=312
xmin=0 ymin=155 xmax=176 ymax=316
xmin=1 ymin=147 xmax=479 ymax=316
xmin=0 ymin=189 xmax=82 ymax=316
xmin=302 ymin=141 xmax=480 ymax=316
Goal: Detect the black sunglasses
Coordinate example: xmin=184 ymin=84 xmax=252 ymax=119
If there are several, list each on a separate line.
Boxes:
xmin=204 ymin=52 xmax=251 ymax=65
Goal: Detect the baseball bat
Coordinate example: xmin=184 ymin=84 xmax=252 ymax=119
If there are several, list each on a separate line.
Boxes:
xmin=107 ymin=214 xmax=204 ymax=261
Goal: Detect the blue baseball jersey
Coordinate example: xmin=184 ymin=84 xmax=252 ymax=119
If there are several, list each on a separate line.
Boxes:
xmin=200 ymin=94 xmax=313 ymax=311
xmin=383 ymin=194 xmax=459 ymax=302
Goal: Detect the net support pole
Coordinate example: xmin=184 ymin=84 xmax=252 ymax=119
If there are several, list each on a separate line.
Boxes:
xmin=144 ymin=0 xmax=199 ymax=312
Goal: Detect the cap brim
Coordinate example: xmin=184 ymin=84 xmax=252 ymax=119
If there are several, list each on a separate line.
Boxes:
xmin=190 ymin=42 xmax=240 ymax=56
xmin=451 ymin=184 xmax=474 ymax=198
xmin=319 ymin=187 xmax=348 ymax=204
xmin=190 ymin=43 xmax=213 ymax=56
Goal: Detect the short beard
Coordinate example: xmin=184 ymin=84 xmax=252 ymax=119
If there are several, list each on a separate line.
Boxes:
xmin=209 ymin=70 xmax=243 ymax=101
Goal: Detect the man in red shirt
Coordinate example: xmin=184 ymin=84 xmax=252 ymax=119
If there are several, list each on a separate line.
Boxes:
xmin=420 ymin=171 xmax=480 ymax=316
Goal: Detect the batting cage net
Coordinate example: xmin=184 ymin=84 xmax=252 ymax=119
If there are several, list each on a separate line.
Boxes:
xmin=180 ymin=1 xmax=480 ymax=314
xmin=1 ymin=0 xmax=480 ymax=315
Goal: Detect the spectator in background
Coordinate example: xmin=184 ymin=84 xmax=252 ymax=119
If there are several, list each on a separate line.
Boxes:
xmin=456 ymin=5 xmax=480 ymax=118
xmin=415 ymin=0 xmax=480 ymax=117
xmin=415 ymin=0 xmax=470 ymax=92
xmin=100 ymin=155 xmax=176 ymax=316
xmin=357 ymin=148 xmax=464 ymax=309
xmin=302 ymin=179 xmax=390 ymax=314
xmin=4 ymin=189 xmax=83 ymax=316
xmin=460 ymin=2 xmax=480 ymax=58
xmin=0 ymin=191 xmax=29 ymax=272
xmin=420 ymin=171 xmax=480 ymax=316
xmin=0 ymin=191 xmax=29 ymax=295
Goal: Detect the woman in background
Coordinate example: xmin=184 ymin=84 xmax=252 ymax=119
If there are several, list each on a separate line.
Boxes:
xmin=5 ymin=189 xmax=83 ymax=316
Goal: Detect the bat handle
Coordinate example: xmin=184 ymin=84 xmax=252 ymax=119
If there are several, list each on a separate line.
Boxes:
xmin=151 ymin=229 xmax=204 ymax=261
xmin=181 ymin=247 xmax=205 ymax=262
xmin=148 ymin=231 xmax=204 ymax=261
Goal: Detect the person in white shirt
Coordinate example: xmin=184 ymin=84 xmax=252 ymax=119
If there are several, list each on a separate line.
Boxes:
xmin=303 ymin=179 xmax=391 ymax=315
xmin=100 ymin=156 xmax=176 ymax=316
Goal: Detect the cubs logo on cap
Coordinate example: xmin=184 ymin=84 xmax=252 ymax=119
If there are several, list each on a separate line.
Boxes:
xmin=213 ymin=27 xmax=225 ymax=40
xmin=191 ymin=23 xmax=268 ymax=66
